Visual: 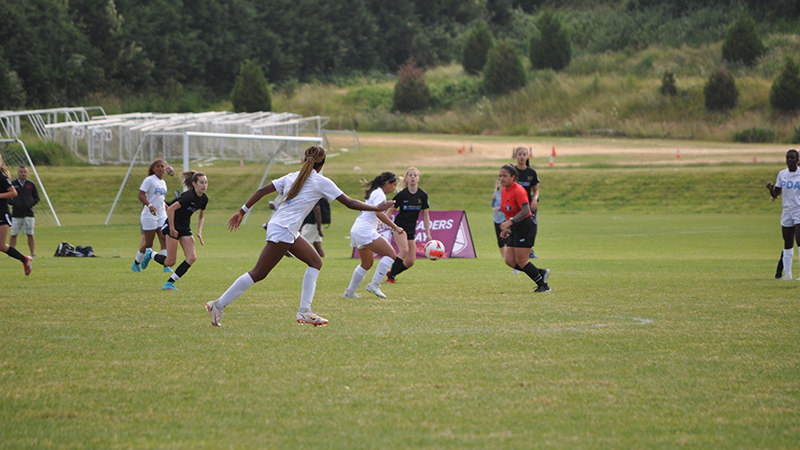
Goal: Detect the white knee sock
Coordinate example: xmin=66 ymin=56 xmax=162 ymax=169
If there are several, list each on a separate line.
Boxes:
xmin=135 ymin=250 xmax=145 ymax=263
xmin=370 ymin=256 xmax=393 ymax=285
xmin=347 ymin=265 xmax=368 ymax=293
xmin=784 ymin=248 xmax=794 ymax=278
xmin=217 ymin=272 xmax=255 ymax=308
xmin=299 ymin=267 xmax=320 ymax=312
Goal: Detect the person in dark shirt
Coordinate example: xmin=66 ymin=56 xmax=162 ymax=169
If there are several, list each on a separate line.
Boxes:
xmin=386 ymin=167 xmax=432 ymax=283
xmin=299 ymin=198 xmax=329 ymax=257
xmin=514 ymin=147 xmax=540 ymax=259
xmin=9 ymin=166 xmax=39 ymax=257
xmin=0 ymin=154 xmax=32 ymax=276
xmin=142 ymin=171 xmax=208 ymax=290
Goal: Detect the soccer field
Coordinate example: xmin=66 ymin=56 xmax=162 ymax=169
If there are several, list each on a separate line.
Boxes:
xmin=1 ymin=135 xmax=798 ymax=449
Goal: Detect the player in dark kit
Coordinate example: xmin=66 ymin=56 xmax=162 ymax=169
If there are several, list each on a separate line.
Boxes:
xmin=513 ymin=147 xmax=540 ymax=259
xmin=142 ymin=171 xmax=208 ymax=290
xmin=386 ymin=167 xmax=433 ymax=283
xmin=0 ymin=153 xmax=32 ymax=275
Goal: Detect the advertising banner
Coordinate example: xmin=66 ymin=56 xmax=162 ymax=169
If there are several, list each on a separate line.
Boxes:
xmin=352 ymin=210 xmax=476 ymax=259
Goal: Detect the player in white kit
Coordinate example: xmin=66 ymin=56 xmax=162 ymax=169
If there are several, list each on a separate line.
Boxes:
xmin=205 ymin=146 xmax=394 ymax=327
xmin=767 ymin=149 xmax=800 ymax=280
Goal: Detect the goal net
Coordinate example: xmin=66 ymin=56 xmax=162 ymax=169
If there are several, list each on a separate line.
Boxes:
xmin=0 ymin=139 xmax=61 ymax=226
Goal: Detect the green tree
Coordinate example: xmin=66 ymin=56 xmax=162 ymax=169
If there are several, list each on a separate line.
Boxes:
xmin=393 ymin=58 xmax=430 ymax=113
xmin=529 ymin=9 xmax=571 ymax=72
xmin=230 ymin=60 xmax=272 ymax=113
xmin=769 ymin=57 xmax=800 ymax=112
xmin=721 ymin=12 xmax=763 ymax=67
xmin=462 ymin=20 xmax=494 ymax=75
xmin=483 ymin=40 xmax=526 ymax=95
xmin=703 ymin=68 xmax=738 ymax=112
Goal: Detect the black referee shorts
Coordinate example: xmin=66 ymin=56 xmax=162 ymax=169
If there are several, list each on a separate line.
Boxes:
xmin=505 ymin=216 xmax=537 ymax=248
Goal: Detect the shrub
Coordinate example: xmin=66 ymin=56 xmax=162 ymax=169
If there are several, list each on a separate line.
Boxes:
xmin=703 ymin=68 xmax=738 ymax=112
xmin=732 ymin=127 xmax=776 ymax=143
xmin=230 ymin=60 xmax=272 ymax=113
xmin=721 ymin=12 xmax=763 ymax=67
xmin=393 ymin=58 xmax=430 ymax=113
xmin=660 ymin=71 xmax=677 ymax=96
xmin=484 ymin=41 xmax=526 ymax=95
xmin=2 ymin=141 xmax=79 ymax=166
xmin=462 ymin=20 xmax=494 ymax=75
xmin=769 ymin=57 xmax=800 ymax=112
xmin=529 ymin=10 xmax=571 ymax=72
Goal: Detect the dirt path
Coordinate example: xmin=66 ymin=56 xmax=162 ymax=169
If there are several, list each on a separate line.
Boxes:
xmin=355 ymin=134 xmax=790 ymax=167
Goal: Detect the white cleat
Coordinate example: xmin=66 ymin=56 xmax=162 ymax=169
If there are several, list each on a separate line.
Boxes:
xmin=366 ymin=283 xmax=387 ymax=299
xmin=206 ymin=300 xmax=223 ymax=327
xmin=783 ymin=275 xmax=793 ymax=281
xmin=296 ymin=310 xmax=328 ymax=326
xmin=342 ymin=290 xmax=360 ymax=298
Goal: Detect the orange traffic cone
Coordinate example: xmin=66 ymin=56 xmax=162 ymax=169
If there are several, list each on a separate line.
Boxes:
xmin=676 ymin=148 xmax=681 ymax=159
xmin=753 ymin=154 xmax=757 ymax=163
xmin=240 ymin=158 xmax=244 ymax=168
xmin=552 ymin=145 xmax=556 ymax=157
xmin=549 ymin=156 xmax=554 ymax=167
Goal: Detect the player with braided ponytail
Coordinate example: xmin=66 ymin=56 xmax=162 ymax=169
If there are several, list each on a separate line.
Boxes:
xmin=206 ymin=146 xmax=395 ymax=327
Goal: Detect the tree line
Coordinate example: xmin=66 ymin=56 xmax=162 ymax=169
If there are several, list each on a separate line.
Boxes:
xmin=0 ymin=0 xmax=798 ymax=109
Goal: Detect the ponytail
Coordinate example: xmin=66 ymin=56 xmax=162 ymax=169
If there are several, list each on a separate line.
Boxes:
xmin=182 ymin=171 xmax=206 ymax=190
xmin=0 ymin=153 xmax=8 ymax=179
xmin=361 ymin=172 xmax=396 ymax=199
xmin=286 ymin=146 xmax=326 ymax=201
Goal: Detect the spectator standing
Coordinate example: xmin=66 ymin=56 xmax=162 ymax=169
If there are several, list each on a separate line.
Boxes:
xmin=492 ymin=179 xmax=507 ymax=258
xmin=9 ymin=166 xmax=39 ymax=257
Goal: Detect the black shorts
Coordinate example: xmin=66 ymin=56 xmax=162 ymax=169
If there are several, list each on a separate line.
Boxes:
xmin=505 ymin=216 xmax=537 ymax=248
xmin=0 ymin=213 xmax=10 ymax=227
xmin=494 ymin=222 xmax=505 ymax=248
xmin=398 ymin=223 xmax=416 ymax=239
xmin=162 ymin=223 xmax=193 ymax=239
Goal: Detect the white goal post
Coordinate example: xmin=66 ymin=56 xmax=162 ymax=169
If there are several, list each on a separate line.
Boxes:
xmin=105 ymin=131 xmax=323 ymax=225
xmin=0 ymin=138 xmax=61 ymax=226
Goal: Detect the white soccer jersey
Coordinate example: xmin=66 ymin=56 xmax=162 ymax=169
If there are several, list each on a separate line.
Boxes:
xmin=777 ymin=168 xmax=800 ymax=212
xmin=269 ymin=170 xmax=343 ymax=236
xmin=350 ymin=188 xmax=386 ymax=234
xmin=139 ymin=174 xmax=168 ymax=216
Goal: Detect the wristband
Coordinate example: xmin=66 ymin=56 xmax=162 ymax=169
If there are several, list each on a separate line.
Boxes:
xmin=509 ymin=217 xmax=515 ymax=224
xmin=146 ymin=204 xmax=152 ymax=208
xmin=241 ymin=204 xmax=250 ymax=213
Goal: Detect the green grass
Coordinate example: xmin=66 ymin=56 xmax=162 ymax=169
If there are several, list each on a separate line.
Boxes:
xmin=1 ymin=138 xmax=799 ymax=449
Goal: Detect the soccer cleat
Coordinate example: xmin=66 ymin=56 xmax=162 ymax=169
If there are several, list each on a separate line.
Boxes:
xmin=163 ymin=266 xmax=174 ymax=273
xmin=385 ymin=277 xmax=395 ymax=284
xmin=296 ymin=310 xmax=328 ymax=326
xmin=23 ymin=256 xmax=32 ymax=276
xmin=511 ymin=269 xmax=520 ymax=274
xmin=162 ymin=281 xmax=178 ymax=290
xmin=534 ymin=284 xmax=552 ymax=293
xmin=366 ymin=282 xmax=387 ymax=299
xmin=342 ymin=290 xmax=360 ymax=298
xmin=206 ymin=300 xmax=223 ymax=327
xmin=539 ymin=268 xmax=550 ymax=285
xmin=140 ymin=248 xmax=153 ymax=270
xmin=783 ymin=275 xmax=793 ymax=281
xmin=530 ymin=250 xmax=537 ymax=259
xmin=132 ymin=262 xmax=142 ymax=273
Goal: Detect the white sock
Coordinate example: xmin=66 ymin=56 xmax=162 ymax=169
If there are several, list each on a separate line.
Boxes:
xmin=347 ymin=265 xmax=368 ymax=293
xmin=217 ymin=273 xmax=256 ymax=308
xmin=784 ymin=248 xmax=794 ymax=278
xmin=135 ymin=250 xmax=145 ymax=263
xmin=370 ymin=256 xmax=393 ymax=286
xmin=161 ymin=249 xmax=168 ymax=256
xmin=299 ymin=267 xmax=320 ymax=312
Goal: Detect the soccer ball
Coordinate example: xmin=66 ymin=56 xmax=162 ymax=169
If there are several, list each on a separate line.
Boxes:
xmin=424 ymin=240 xmax=446 ymax=261
xmin=166 ymin=165 xmax=174 ymax=176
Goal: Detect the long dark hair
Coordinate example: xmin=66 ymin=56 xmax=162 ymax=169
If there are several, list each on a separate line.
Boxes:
xmin=361 ymin=172 xmax=396 ymax=199
xmin=148 ymin=158 xmax=165 ymax=176
xmin=286 ymin=146 xmax=326 ymax=201
xmin=182 ymin=171 xmax=206 ymax=190
xmin=514 ymin=147 xmax=530 ymax=168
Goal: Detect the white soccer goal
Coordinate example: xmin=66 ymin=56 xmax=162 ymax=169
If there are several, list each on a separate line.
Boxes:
xmin=0 ymin=139 xmax=61 ymax=226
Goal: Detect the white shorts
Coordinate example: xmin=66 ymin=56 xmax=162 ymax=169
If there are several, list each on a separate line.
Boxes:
xmin=781 ymin=209 xmax=800 ymax=227
xmin=266 ymin=224 xmax=298 ymax=244
xmin=300 ymin=223 xmax=322 ymax=243
xmin=141 ymin=210 xmax=167 ymax=231
xmin=11 ymin=216 xmax=34 ymax=235
xmin=350 ymin=226 xmax=381 ymax=249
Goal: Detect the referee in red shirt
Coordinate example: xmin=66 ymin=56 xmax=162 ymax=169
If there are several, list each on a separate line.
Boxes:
xmin=498 ymin=164 xmax=551 ymax=292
